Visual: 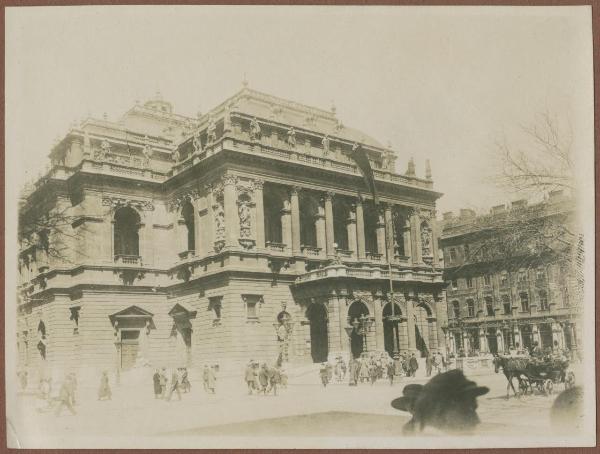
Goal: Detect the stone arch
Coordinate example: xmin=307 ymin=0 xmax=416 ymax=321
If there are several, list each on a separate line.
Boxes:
xmin=347 ymin=300 xmax=370 ymax=358
xmin=382 ymin=301 xmax=403 ymax=357
xmin=414 ymin=302 xmax=436 ymax=357
xmin=305 ymin=301 xmax=328 ymax=363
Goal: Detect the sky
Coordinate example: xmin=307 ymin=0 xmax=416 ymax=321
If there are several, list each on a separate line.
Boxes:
xmin=5 ymin=5 xmax=594 ymax=215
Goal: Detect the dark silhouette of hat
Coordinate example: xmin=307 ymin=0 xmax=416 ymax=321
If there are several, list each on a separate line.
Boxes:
xmin=391 ymin=370 xmax=489 ymax=413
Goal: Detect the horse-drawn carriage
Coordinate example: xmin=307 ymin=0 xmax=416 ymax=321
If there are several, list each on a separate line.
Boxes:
xmin=494 ymin=355 xmax=575 ymax=398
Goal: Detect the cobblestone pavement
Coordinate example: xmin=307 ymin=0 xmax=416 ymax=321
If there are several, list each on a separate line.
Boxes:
xmin=8 ymin=364 xmax=581 ymax=448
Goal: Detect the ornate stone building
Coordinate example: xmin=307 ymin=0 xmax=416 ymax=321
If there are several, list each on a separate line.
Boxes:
xmin=17 ymin=87 xmax=446 ymax=375
xmin=439 ymin=193 xmax=582 ymax=357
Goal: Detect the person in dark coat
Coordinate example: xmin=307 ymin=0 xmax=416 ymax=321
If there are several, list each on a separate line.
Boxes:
xmin=167 ymin=368 xmax=181 ymax=401
xmin=425 ymin=352 xmax=433 ymax=377
xmin=409 ymin=353 xmax=419 ymax=377
xmin=258 ymin=363 xmax=270 ymax=394
xmin=153 ymin=369 xmax=161 ymax=398
xmin=391 ymin=369 xmax=489 ymax=434
xmin=320 ymin=363 xmax=329 ymax=387
xmin=387 ymin=361 xmax=396 ymax=386
xmin=245 ymin=361 xmax=257 ymax=395
xmin=159 ymin=368 xmax=168 ymax=398
xmin=348 ymin=359 xmax=358 ymax=386
xmin=181 ymin=368 xmax=191 ymax=393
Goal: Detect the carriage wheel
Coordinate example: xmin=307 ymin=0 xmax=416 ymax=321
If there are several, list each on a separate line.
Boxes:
xmin=545 ymin=379 xmax=553 ymax=395
xmin=519 ymin=379 xmax=529 ymax=396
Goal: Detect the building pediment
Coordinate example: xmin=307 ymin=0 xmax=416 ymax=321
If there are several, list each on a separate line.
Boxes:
xmin=168 ymin=302 xmax=197 ymax=319
xmin=109 ymin=305 xmax=154 ymax=323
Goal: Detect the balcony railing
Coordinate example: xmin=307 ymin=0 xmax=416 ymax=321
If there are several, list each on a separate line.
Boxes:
xmin=366 ymin=251 xmax=383 ymax=261
xmin=296 ymin=264 xmax=443 ymax=284
xmin=335 ymin=248 xmax=353 ymax=258
xmin=266 ymin=241 xmax=286 ymax=252
xmin=114 ymin=255 xmax=142 ymax=266
xmin=301 ymin=245 xmax=322 ymax=256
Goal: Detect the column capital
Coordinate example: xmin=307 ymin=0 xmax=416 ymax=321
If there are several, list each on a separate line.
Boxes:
xmin=222 ymin=174 xmax=238 ymax=187
xmin=290 ymin=185 xmax=302 ymax=196
xmin=324 ymin=191 xmax=335 ymax=201
xmin=252 ymin=179 xmax=265 ymax=190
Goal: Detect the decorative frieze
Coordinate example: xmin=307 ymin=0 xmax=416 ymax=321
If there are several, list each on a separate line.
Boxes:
xmin=168 ymin=188 xmax=201 ymax=212
xmin=102 ymin=196 xmax=154 ymax=211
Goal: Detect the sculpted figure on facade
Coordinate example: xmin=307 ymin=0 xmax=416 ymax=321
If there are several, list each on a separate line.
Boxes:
xmin=287 ymin=127 xmax=296 ymax=148
xmin=249 ymin=117 xmax=261 ymax=141
xmin=421 ymin=222 xmax=432 ymax=257
xmin=95 ymin=139 xmax=111 ymax=160
xmin=206 ymin=115 xmax=217 ymax=144
xmin=321 ymin=135 xmax=330 ymax=156
xmin=141 ymin=136 xmax=153 ymax=168
xmin=214 ymin=199 xmax=225 ymax=242
xmin=192 ymin=129 xmax=202 ymax=154
xmin=238 ymin=199 xmax=252 ymax=239
xmin=172 ymin=146 xmax=181 ymax=163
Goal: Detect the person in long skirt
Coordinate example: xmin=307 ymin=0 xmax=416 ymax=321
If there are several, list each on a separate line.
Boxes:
xmin=56 ymin=375 xmax=77 ymax=416
xmin=206 ymin=365 xmax=216 ymax=394
xmin=245 ymin=361 xmax=256 ymax=395
xmin=98 ymin=371 xmax=112 ymax=401
xmin=153 ymin=369 xmax=161 ymax=398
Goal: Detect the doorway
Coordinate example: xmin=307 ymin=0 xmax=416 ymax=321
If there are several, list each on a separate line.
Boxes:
xmin=348 ymin=300 xmax=370 ymax=358
xmin=120 ymin=330 xmax=140 ymax=370
xmin=382 ymin=302 xmax=402 ymax=357
xmin=306 ymin=303 xmax=328 ymax=363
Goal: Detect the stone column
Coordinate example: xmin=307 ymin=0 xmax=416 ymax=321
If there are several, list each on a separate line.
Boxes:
xmin=532 ymin=324 xmax=540 ymax=347
xmin=290 ymin=187 xmax=301 ymax=255
xmin=324 ymin=192 xmax=335 ymax=257
xmin=337 ymin=294 xmax=350 ymax=353
xmin=315 ymin=201 xmax=326 ymax=255
xmin=448 ymin=332 xmax=456 ymax=355
xmin=204 ymin=185 xmax=215 ymax=251
xmin=281 ymin=199 xmax=292 ymax=252
xmin=462 ymin=331 xmax=470 ymax=353
xmin=513 ymin=326 xmax=522 ymax=349
xmin=347 ymin=205 xmax=357 ymax=258
xmin=376 ymin=208 xmax=386 ymax=257
xmin=373 ymin=298 xmax=384 ymax=351
xmin=384 ymin=204 xmax=394 ymax=261
xmin=253 ymin=179 xmax=265 ymax=249
xmin=223 ymin=174 xmax=239 ymax=248
xmin=193 ymin=196 xmax=203 ymax=257
xmin=406 ymin=294 xmax=417 ymax=352
xmin=410 ymin=209 xmax=422 ymax=264
xmin=496 ymin=329 xmax=504 ymax=353
xmin=479 ymin=328 xmax=488 ymax=353
xmin=355 ymin=199 xmax=366 ymax=260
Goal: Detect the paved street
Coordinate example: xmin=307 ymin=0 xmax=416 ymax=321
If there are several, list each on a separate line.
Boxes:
xmin=9 ymin=362 xmax=580 ymax=449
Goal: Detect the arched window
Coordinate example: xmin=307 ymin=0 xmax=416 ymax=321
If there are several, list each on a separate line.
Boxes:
xmin=333 ymin=198 xmax=350 ymax=251
xmin=466 ymin=299 xmax=475 ymax=317
xmin=264 ymin=188 xmax=286 ymax=245
xmin=519 ymin=292 xmax=530 ymax=312
xmin=485 ymin=296 xmax=494 ymax=317
xmin=114 ymin=206 xmax=141 ymax=257
xmin=538 ymin=290 xmax=549 ymax=311
xmin=299 ymin=193 xmax=319 ymax=248
xmin=502 ymin=294 xmax=511 ymax=315
xmin=181 ymin=199 xmax=195 ymax=252
xmin=363 ymin=202 xmax=379 ymax=255
xmin=452 ymin=300 xmax=460 ymax=319
xmin=392 ymin=209 xmax=409 ymax=257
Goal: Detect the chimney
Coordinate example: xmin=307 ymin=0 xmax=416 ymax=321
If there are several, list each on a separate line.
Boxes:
xmin=490 ymin=204 xmax=506 ymax=214
xmin=425 ymin=159 xmax=432 ymax=180
xmin=511 ymin=199 xmax=528 ymax=210
xmin=442 ymin=212 xmax=455 ymax=221
xmin=405 ymin=157 xmax=416 ymax=177
xmin=459 ymin=208 xmax=476 ymax=219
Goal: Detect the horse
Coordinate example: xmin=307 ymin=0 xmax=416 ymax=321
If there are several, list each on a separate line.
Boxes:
xmin=493 ymin=355 xmax=530 ymax=399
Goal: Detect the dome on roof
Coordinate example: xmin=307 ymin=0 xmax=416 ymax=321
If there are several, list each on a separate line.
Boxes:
xmin=144 ymin=91 xmax=173 ymax=114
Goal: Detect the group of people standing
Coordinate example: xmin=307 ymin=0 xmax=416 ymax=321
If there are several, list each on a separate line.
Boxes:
xmin=152 ymin=365 xmax=214 ymax=401
xmin=244 ymin=360 xmax=287 ymax=395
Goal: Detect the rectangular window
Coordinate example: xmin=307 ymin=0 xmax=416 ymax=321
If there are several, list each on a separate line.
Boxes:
xmin=449 ymin=248 xmax=457 ymax=263
xmin=536 ymin=268 xmax=546 ymax=281
xmin=539 ymin=291 xmax=549 ymax=311
xmin=500 ymin=273 xmax=509 ymax=287
xmin=467 ymin=300 xmax=475 ymax=318
xmin=466 ymin=277 xmax=473 ymax=288
xmin=242 ymin=294 xmax=263 ymax=320
xmin=518 ymin=270 xmax=527 ymax=283
xmin=451 ymin=279 xmax=458 ymax=291
xmin=484 ymin=275 xmax=491 ymax=286
xmin=452 ymin=301 xmax=460 ymax=319
xmin=208 ymin=296 xmax=223 ymax=324
xmin=502 ymin=295 xmax=511 ymax=315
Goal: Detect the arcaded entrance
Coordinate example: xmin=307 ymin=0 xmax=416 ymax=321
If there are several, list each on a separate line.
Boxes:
xmin=382 ymin=302 xmax=402 ymax=357
xmin=348 ymin=300 xmax=370 ymax=358
xmin=306 ymin=302 xmax=328 ymax=363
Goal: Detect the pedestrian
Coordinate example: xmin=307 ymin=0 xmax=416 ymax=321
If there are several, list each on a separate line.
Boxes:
xmin=320 ymin=363 xmax=329 ymax=387
xmin=153 ymin=369 xmax=161 ymax=398
xmin=387 ymin=361 xmax=396 ymax=386
xmin=159 ymin=367 xmax=168 ymax=398
xmin=258 ymin=363 xmax=270 ymax=394
xmin=369 ymin=362 xmax=378 ymax=385
xmin=409 ymin=353 xmax=419 ymax=377
xmin=425 ymin=352 xmax=433 ymax=377
xmin=181 ymin=368 xmax=191 ymax=393
xmin=340 ymin=358 xmax=347 ymax=380
xmin=18 ymin=370 xmax=28 ymax=391
xmin=245 ymin=360 xmax=256 ymax=395
xmin=98 ymin=371 xmax=112 ymax=401
xmin=359 ymin=357 xmax=370 ymax=383
xmin=432 ymin=352 xmax=441 ymax=375
xmin=69 ymin=372 xmax=78 ymax=406
xmin=326 ymin=362 xmax=333 ymax=382
xmin=391 ymin=369 xmax=489 ymax=435
xmin=348 ymin=358 xmax=358 ymax=386
xmin=167 ymin=368 xmax=181 ymax=401
xmin=55 ymin=375 xmax=76 ymax=416
xmin=270 ymin=367 xmax=281 ymax=396
xmin=205 ymin=365 xmax=217 ymax=394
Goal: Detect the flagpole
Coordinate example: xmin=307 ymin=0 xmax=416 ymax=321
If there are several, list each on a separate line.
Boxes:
xmin=381 ymin=203 xmax=400 ymax=357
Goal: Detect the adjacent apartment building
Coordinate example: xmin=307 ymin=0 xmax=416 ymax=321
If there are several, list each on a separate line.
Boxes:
xmin=439 ymin=193 xmax=582 ymax=357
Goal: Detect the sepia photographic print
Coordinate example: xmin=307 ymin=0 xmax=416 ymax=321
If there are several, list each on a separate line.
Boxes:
xmin=4 ymin=5 xmax=596 ymax=449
